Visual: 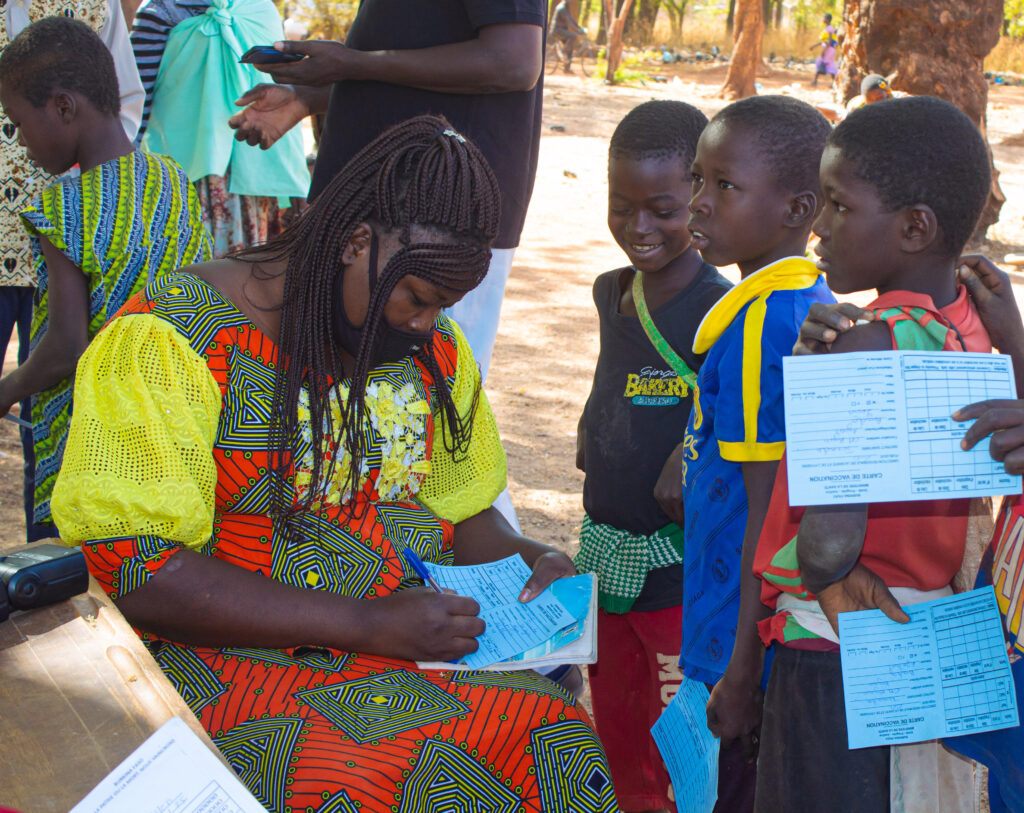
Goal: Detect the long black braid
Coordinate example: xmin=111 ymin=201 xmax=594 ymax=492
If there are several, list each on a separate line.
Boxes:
xmin=235 ymin=115 xmax=501 ymax=516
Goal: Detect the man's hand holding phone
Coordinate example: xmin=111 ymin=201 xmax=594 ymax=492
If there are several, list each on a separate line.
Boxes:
xmin=239 ymin=45 xmax=305 ymax=65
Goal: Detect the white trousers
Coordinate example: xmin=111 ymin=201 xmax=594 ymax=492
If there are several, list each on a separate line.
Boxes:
xmin=446 ymin=247 xmax=520 ymax=533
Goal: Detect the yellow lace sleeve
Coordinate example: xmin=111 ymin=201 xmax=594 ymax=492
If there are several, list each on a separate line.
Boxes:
xmin=51 ymin=314 xmax=222 ymax=548
xmin=418 ymin=323 xmax=507 ymax=524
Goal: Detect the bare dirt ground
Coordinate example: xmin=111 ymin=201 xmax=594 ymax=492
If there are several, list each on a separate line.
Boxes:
xmin=2 ymin=60 xmax=1024 ymax=563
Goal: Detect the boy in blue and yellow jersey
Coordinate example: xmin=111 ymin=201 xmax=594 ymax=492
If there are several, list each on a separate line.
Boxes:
xmin=682 ymin=95 xmax=834 ymax=810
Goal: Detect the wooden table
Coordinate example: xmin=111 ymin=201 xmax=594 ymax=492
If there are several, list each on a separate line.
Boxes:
xmin=0 ymin=578 xmax=222 ymax=812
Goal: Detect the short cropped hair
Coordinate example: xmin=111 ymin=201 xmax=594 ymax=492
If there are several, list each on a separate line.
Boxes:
xmin=609 ymin=100 xmax=709 ymax=169
xmin=829 ymin=96 xmax=990 ymax=255
xmin=0 ymin=17 xmax=120 ymax=116
xmin=710 ymin=95 xmax=831 ymax=196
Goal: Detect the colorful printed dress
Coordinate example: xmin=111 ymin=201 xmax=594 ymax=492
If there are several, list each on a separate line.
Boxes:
xmin=19 ymin=151 xmax=211 ymax=526
xmin=51 ymin=273 xmax=616 ymax=813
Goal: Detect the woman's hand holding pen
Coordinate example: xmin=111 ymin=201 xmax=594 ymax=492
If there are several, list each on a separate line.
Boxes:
xmin=363 ymin=588 xmax=484 ymax=663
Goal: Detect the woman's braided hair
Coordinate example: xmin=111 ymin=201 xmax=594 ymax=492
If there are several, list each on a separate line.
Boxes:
xmin=237 ymin=115 xmax=500 ymax=516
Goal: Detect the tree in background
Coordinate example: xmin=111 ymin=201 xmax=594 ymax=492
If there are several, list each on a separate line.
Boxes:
xmin=302 ymin=0 xmax=357 ymax=41
xmin=720 ymin=0 xmax=763 ymax=99
xmin=763 ymin=0 xmax=783 ymax=28
xmin=663 ymin=0 xmax=690 ymax=43
xmin=791 ymin=0 xmax=840 ymax=30
xmin=839 ymin=0 xmax=1004 ymax=240
xmin=1004 ymin=0 xmax=1024 ymax=34
xmin=604 ymin=0 xmax=638 ymax=82
xmin=633 ymin=0 xmax=660 ymax=44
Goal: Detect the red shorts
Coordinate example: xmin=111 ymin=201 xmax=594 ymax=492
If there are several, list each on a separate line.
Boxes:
xmin=588 ymin=604 xmax=683 ymax=812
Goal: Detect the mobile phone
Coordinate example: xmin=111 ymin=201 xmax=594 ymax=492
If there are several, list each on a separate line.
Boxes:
xmin=239 ymin=46 xmax=304 ymax=64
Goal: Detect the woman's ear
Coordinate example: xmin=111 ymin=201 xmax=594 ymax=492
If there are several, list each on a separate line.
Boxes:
xmin=341 ymin=222 xmax=373 ymax=265
xmin=784 ymin=190 xmax=819 ymax=229
xmin=899 ymin=204 xmax=940 ymax=254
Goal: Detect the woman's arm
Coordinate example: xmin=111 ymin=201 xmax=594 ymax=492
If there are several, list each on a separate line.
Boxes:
xmin=0 ymin=236 xmax=89 ymax=415
xmin=113 ymin=547 xmax=485 ymax=661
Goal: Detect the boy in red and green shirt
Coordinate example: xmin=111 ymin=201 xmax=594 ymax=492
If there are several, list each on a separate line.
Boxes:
xmin=751 ymin=97 xmax=995 ymax=812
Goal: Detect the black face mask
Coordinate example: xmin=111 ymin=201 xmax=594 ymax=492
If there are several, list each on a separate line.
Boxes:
xmin=332 ymin=233 xmax=434 ymax=367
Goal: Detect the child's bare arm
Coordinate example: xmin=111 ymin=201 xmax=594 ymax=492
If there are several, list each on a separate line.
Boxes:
xmin=653 ymin=442 xmax=686 ymax=526
xmin=706 ymin=459 xmax=777 ymax=752
xmin=575 ymin=413 xmax=586 ymax=472
xmin=0 ymin=237 xmax=89 ymax=416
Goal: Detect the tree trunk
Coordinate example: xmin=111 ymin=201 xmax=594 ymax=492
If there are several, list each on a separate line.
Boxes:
xmin=603 ymin=0 xmax=638 ymax=82
xmin=726 ymin=0 xmax=736 ymax=35
xmin=762 ymin=0 xmax=772 ymax=28
xmin=720 ymin=0 xmax=763 ymax=99
xmin=774 ymin=0 xmax=783 ymax=28
xmin=665 ymin=0 xmax=686 ymax=43
xmin=839 ymin=0 xmax=1004 ymax=241
xmin=635 ymin=0 xmax=661 ymax=44
xmin=622 ymin=0 xmax=636 ymax=42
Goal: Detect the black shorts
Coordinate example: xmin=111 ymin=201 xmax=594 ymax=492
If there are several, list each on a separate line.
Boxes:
xmin=755 ymin=646 xmax=890 ymax=813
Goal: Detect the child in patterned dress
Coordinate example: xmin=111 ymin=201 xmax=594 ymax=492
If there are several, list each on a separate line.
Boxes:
xmin=0 ymin=16 xmax=209 ymax=535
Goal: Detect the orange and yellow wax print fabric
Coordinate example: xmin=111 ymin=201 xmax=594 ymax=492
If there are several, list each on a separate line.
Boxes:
xmin=52 ymin=274 xmax=616 ymax=813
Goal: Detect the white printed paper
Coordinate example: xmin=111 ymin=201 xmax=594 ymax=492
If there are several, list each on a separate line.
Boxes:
xmin=71 ymin=716 xmax=264 ymax=813
xmin=784 ymin=351 xmax=1020 ymax=505
xmin=839 ymin=586 xmax=1019 ymax=749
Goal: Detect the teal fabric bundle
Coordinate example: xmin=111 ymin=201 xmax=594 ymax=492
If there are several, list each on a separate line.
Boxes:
xmin=145 ymin=0 xmax=310 ymax=199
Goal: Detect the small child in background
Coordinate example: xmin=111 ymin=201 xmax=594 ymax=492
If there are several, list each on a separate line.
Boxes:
xmin=0 ymin=17 xmax=210 ymax=535
xmin=845 ymin=73 xmax=894 ymax=113
xmin=575 ymin=100 xmax=731 ymax=813
xmin=754 ymin=96 xmax=994 ymax=812
xmin=683 ymin=95 xmax=834 ymax=810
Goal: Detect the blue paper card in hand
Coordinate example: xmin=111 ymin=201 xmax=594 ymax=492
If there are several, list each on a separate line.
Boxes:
xmin=423 ymin=555 xmax=576 ymax=670
xmin=651 ymin=678 xmax=718 ymax=813
xmin=839 ymin=585 xmax=1019 ymax=749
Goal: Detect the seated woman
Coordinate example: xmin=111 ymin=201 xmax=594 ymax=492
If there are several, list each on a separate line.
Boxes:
xmin=52 ymin=116 xmax=616 ymax=812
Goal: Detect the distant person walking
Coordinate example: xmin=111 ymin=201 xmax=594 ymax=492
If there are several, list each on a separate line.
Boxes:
xmin=549 ymin=0 xmax=585 ymax=71
xmin=809 ymin=12 xmax=837 ymax=88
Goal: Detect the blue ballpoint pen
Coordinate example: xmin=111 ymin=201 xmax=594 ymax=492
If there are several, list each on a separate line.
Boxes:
xmin=398 ymin=533 xmax=443 ymax=593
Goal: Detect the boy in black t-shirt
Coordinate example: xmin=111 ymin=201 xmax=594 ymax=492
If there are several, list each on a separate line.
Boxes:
xmin=575 ymin=100 xmax=731 ymax=813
